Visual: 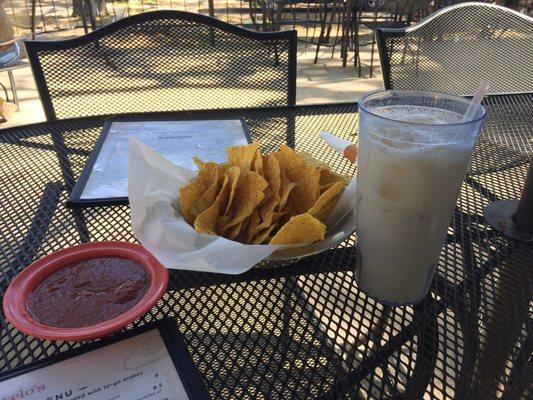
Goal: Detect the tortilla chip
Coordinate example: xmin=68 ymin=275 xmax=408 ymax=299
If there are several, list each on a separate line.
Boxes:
xmin=298 ymin=151 xmax=326 ymax=167
xmin=320 ymin=169 xmax=349 ymax=187
xmin=179 ymin=162 xmax=219 ymax=225
xmin=227 ymin=143 xmax=259 ymax=172
xmin=217 ymin=163 xmax=231 ymax=176
xmin=194 ymin=174 xmax=230 ymax=235
xmin=274 ymin=145 xmax=320 ymax=215
xmin=222 ymin=220 xmax=244 ymax=240
xmin=244 ymin=210 xmax=262 ymax=244
xmin=260 ymin=186 xmax=275 ymax=205
xmin=320 ymin=182 xmax=337 ymax=194
xmin=220 ymin=166 xmax=241 ymax=217
xmin=308 ymin=181 xmax=345 ymax=222
xmin=276 ymin=169 xmax=298 ymax=213
xmin=256 ymin=156 xmax=282 ymax=230
xmin=271 ymin=211 xmax=286 ymax=225
xmin=299 ymin=151 xmax=349 ymax=187
xmin=251 ymin=224 xmax=279 ymax=245
xmin=269 ymin=213 xmax=326 ymax=245
xmin=262 ymin=155 xmax=281 ymax=198
xmin=181 ymin=143 xmax=346 ymax=246
xmin=222 ymin=171 xmax=268 ymax=230
xmin=251 ymin=149 xmax=264 ymax=176
xmin=256 ymin=195 xmax=278 ymax=230
xmin=286 ymin=168 xmax=320 ymax=215
xmin=193 ymin=156 xmax=205 ymax=169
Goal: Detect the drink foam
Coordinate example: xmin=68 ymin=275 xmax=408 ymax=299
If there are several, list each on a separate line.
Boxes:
xmin=363 ymin=106 xmax=476 ymax=153
xmin=373 ymin=106 xmax=463 ymax=125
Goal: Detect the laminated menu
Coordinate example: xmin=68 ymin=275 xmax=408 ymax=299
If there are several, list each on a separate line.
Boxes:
xmin=69 ymin=119 xmax=251 ymax=207
xmin=0 ymin=321 xmax=210 ymax=400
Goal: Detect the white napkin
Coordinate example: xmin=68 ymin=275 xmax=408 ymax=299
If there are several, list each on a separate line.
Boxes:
xmin=129 ymin=138 xmax=356 ymax=274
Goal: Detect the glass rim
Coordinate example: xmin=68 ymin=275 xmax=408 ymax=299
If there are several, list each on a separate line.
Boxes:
xmin=359 ymin=90 xmax=487 ymax=127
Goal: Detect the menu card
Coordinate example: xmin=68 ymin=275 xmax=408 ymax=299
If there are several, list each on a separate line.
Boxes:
xmin=0 ymin=325 xmax=210 ymax=400
xmin=69 ymin=119 xmax=251 ymax=207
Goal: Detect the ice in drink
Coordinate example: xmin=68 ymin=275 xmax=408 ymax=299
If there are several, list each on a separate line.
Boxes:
xmin=356 ymin=93 xmax=485 ymax=305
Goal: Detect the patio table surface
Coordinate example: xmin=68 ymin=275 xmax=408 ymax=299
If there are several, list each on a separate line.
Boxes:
xmin=0 ymin=94 xmax=531 ymax=399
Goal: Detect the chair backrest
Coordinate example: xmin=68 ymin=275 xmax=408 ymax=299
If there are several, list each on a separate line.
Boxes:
xmin=376 ymin=3 xmax=533 ymax=95
xmin=25 ymin=11 xmax=297 ymax=120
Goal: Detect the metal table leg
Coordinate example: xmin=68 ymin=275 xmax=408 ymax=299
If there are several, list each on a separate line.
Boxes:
xmin=8 ymin=69 xmax=19 ymax=111
xmin=484 ymin=160 xmax=533 ymax=242
xmin=514 ymin=160 xmax=533 ymax=232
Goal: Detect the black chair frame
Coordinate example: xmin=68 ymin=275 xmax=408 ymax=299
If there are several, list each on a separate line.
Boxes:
xmin=375 ymin=2 xmax=533 ymax=94
xmin=25 ymin=10 xmax=298 ymax=121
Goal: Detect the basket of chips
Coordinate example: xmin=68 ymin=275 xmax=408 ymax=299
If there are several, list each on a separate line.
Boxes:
xmin=129 ymin=139 xmax=356 ymax=274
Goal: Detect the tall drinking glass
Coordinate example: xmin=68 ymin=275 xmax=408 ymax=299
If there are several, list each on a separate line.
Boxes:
xmin=356 ymin=90 xmax=486 ymax=305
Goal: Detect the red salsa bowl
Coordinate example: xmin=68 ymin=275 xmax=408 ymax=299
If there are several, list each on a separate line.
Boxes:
xmin=3 ymin=242 xmax=169 ymax=341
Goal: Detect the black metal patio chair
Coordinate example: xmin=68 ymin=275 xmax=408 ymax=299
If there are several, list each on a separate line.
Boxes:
xmin=376 ymin=2 xmax=533 ymax=95
xmin=25 ymin=10 xmax=297 ymax=121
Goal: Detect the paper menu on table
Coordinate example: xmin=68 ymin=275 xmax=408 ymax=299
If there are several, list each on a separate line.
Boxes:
xmin=80 ymin=119 xmax=250 ymax=200
xmin=0 ymin=330 xmax=189 ymax=400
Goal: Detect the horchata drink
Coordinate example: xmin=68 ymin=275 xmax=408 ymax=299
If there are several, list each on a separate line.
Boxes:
xmin=356 ymin=91 xmax=486 ymax=305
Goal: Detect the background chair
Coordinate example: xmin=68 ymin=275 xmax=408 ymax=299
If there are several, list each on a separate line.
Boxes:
xmin=356 ymin=0 xmax=433 ymax=77
xmin=25 ymin=10 xmax=297 ymax=121
xmin=312 ymin=0 xmax=426 ymax=74
xmin=0 ymin=40 xmax=30 ymax=115
xmin=376 ymin=2 xmax=533 ymax=95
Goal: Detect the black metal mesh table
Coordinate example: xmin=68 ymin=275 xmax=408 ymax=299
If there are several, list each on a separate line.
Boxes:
xmin=0 ymin=95 xmax=531 ymax=399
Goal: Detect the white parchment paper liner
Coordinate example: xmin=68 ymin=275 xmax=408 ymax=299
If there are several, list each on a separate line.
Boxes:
xmin=129 ymin=138 xmax=356 ymax=274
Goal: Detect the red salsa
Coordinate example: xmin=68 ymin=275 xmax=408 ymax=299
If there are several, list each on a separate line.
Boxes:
xmin=27 ymin=257 xmax=150 ymax=328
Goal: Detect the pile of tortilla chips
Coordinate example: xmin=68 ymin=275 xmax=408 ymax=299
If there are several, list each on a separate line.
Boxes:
xmin=179 ymin=143 xmax=349 ymax=245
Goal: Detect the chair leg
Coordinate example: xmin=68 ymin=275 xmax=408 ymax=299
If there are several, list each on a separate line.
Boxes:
xmin=331 ymin=5 xmax=343 ymax=57
xmin=341 ymin=0 xmax=352 ymax=67
xmin=325 ymin=0 xmax=339 ymax=42
xmin=8 ymin=70 xmax=19 ymax=111
xmin=414 ymin=36 xmax=422 ymax=76
xmin=289 ymin=2 xmax=296 ymax=29
xmin=314 ymin=0 xmax=328 ymax=64
xmin=349 ymin=2 xmax=358 ymax=69
xmin=368 ymin=7 xmax=379 ymax=78
xmin=369 ymin=33 xmax=375 ymax=78
xmin=274 ymin=0 xmax=284 ymax=31
xmin=400 ymin=36 xmax=414 ymax=65
xmin=322 ymin=0 xmax=330 ymax=40
xmin=349 ymin=5 xmax=355 ymax=53
xmin=261 ymin=3 xmax=268 ymax=31
xmin=273 ymin=42 xmax=280 ymax=66
xmin=354 ymin=8 xmax=360 ymax=71
xmin=248 ymin=0 xmax=259 ymax=31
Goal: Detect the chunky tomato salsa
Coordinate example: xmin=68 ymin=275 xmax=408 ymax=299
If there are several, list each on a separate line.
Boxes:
xmin=27 ymin=257 xmax=150 ymax=328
